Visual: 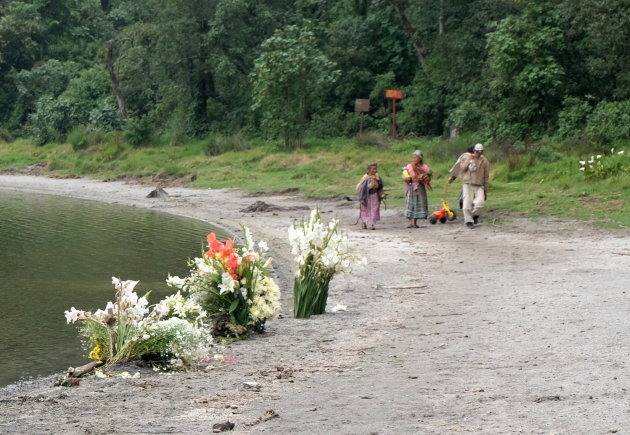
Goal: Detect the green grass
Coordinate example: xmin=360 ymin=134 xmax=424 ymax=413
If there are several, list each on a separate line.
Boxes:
xmin=1 ymin=136 xmax=628 ymax=228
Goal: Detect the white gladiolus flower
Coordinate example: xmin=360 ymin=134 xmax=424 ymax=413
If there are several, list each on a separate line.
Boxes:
xmin=257 ymin=240 xmax=268 ymax=252
xmin=219 ymin=272 xmax=236 ymax=295
xmin=243 ymin=226 xmax=254 ymax=250
xmin=155 ymin=301 xmax=170 ymax=319
xmin=64 ymin=307 xmax=85 ymax=324
xmin=166 ymin=275 xmax=186 ymax=288
xmin=105 ymin=301 xmax=117 ymax=316
xmin=92 ymin=309 xmax=106 ymax=320
xmin=113 ymin=277 xmax=140 ymax=296
xmin=121 ymin=290 xmax=139 ymax=306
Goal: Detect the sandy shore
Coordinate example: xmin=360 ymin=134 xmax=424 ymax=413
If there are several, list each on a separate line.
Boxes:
xmin=0 ymin=174 xmax=628 ymax=434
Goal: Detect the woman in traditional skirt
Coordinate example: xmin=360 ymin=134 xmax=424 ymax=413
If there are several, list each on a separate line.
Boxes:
xmin=356 ymin=162 xmax=384 ymax=230
xmin=403 ymin=150 xmax=432 ymax=228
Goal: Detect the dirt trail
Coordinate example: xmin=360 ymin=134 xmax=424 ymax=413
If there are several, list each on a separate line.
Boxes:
xmin=0 ymin=175 xmax=628 ymax=434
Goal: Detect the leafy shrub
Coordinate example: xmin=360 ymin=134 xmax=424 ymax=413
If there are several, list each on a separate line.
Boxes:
xmin=29 ymin=97 xmax=80 ymax=145
xmin=0 ymin=128 xmax=14 ymax=142
xmin=69 ymin=125 xmax=115 ymax=151
xmin=123 ymin=117 xmax=153 ymax=147
xmin=556 ymin=97 xmax=591 ymax=139
xmin=67 ymin=125 xmax=90 ymax=151
xmin=445 ymin=101 xmax=484 ymax=135
xmin=61 ymin=66 xmax=112 ymax=120
xmin=397 ymin=80 xmax=444 ymax=136
xmin=89 ymin=103 xmax=124 ymax=131
xmin=585 ymin=100 xmax=630 ymax=146
xmin=307 ymin=108 xmax=358 ymax=138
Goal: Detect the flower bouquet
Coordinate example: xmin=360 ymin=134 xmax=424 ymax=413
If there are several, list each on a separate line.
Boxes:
xmin=288 ymin=209 xmax=365 ymax=318
xmin=64 ymin=277 xmax=211 ymax=368
xmin=166 ymin=227 xmax=281 ymax=335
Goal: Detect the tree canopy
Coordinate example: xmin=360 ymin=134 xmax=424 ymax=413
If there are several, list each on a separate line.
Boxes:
xmin=0 ymin=0 xmax=627 ymax=146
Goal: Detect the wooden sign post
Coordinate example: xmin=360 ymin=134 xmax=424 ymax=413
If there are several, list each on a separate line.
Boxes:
xmin=385 ymin=89 xmax=403 ymax=139
xmin=354 ymin=98 xmax=370 ymax=134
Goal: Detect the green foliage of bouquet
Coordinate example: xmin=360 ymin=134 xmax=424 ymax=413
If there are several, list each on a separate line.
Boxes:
xmin=64 ymin=278 xmax=211 ymax=368
xmin=166 ymin=227 xmax=281 ymax=334
xmin=579 ymin=148 xmax=629 ymax=180
xmin=288 ymin=210 xmax=365 ymax=319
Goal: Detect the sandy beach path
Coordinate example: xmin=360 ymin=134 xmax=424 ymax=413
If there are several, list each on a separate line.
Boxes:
xmin=0 ymin=175 xmax=628 ymax=434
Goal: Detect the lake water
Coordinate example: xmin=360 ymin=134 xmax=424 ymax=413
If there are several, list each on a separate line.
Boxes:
xmin=0 ymin=191 xmax=227 ymax=387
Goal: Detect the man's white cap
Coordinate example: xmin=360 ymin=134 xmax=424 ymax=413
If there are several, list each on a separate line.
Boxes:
xmin=474 ymin=143 xmax=484 ymax=151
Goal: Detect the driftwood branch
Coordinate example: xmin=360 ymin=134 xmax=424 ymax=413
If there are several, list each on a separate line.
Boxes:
xmin=68 ymin=360 xmax=102 ymax=378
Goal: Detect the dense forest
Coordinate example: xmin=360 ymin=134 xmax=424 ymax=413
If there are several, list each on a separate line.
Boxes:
xmin=0 ymin=0 xmax=628 ymax=148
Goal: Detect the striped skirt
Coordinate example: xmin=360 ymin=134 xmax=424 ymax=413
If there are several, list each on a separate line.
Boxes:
xmin=404 ymin=184 xmax=428 ymax=219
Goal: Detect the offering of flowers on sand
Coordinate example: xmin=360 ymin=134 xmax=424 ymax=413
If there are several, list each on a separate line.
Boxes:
xmin=166 ymin=226 xmax=280 ymax=335
xmin=65 ymin=277 xmax=211 ymax=369
xmin=288 ymin=209 xmax=365 ymax=318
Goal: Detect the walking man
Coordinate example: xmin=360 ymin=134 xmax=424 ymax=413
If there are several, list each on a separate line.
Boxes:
xmin=450 ymin=143 xmax=489 ymax=228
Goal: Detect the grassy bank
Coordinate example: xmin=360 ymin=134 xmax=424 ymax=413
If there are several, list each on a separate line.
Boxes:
xmin=1 ymin=135 xmax=628 ymax=228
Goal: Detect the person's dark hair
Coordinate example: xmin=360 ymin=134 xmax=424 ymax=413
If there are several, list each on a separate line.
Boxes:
xmin=467 ymin=145 xmax=474 ymax=153
xmin=367 ymin=162 xmax=378 ymax=171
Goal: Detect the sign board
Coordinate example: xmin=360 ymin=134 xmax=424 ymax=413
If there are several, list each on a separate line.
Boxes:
xmin=355 ymin=99 xmax=370 ymax=112
xmin=385 ymin=89 xmax=403 ymax=99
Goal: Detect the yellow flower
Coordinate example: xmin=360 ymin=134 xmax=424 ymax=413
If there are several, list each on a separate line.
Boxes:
xmin=89 ymin=342 xmax=105 ymax=361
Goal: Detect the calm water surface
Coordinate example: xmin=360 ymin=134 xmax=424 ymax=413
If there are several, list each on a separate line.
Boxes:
xmin=0 ymin=191 xmax=227 ymax=387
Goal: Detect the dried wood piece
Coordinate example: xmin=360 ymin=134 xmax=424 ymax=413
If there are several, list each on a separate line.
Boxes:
xmin=68 ymin=360 xmax=102 ymax=378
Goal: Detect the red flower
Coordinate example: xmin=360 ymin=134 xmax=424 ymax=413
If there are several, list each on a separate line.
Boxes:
xmin=205 ymin=233 xmax=240 ymax=279
xmin=226 ymin=254 xmax=239 ymax=273
xmin=205 ymin=233 xmax=235 ymax=259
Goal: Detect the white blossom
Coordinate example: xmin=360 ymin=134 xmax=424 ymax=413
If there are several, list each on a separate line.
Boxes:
xmin=64 ymin=307 xmax=85 ymax=324
xmin=219 ymin=272 xmax=236 ymax=295
xmin=257 ymin=240 xmax=268 ymax=252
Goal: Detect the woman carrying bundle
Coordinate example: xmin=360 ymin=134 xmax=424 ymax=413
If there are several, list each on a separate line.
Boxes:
xmin=356 ymin=162 xmax=384 ymax=230
xmin=402 ymin=150 xmax=432 ymax=228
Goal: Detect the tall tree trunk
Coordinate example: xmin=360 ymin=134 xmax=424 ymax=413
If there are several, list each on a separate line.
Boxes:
xmin=106 ymin=40 xmax=127 ymax=118
xmin=388 ymin=0 xmax=426 ymax=70
xmin=439 ymin=0 xmax=445 ymax=35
